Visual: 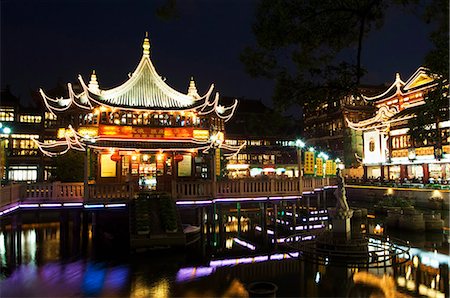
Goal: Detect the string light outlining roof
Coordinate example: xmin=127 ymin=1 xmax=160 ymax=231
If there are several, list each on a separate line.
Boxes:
xmin=39 ymin=32 xmax=238 ymax=116
xmin=84 ymin=34 xmax=204 ymax=109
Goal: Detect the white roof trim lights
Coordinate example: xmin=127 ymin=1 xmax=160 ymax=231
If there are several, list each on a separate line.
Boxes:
xmin=402 ymin=67 xmax=438 ymax=91
xmin=33 ymin=125 xmax=245 ymax=157
xmin=39 ymin=34 xmax=237 ymax=120
xmin=361 ymin=72 xmax=405 ymax=101
xmin=346 ymin=106 xmax=398 ymax=131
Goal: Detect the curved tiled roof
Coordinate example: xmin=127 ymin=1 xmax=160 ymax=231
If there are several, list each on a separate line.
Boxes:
xmin=89 ymin=56 xmax=199 ymax=109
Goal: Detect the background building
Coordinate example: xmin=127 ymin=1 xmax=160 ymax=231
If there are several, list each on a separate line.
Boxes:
xmin=347 ymin=67 xmax=449 ymax=182
xmin=223 ymin=97 xmax=300 ymax=178
xmin=302 ymin=86 xmax=385 ymax=177
xmin=0 ymin=86 xmax=56 ymax=183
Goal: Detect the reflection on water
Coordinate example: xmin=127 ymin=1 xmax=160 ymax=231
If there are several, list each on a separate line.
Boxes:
xmin=0 ymin=206 xmax=449 ymax=297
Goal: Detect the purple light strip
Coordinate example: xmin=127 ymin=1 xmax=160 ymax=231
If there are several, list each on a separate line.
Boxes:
xmin=215 ymin=197 xmax=268 ymax=203
xmin=255 ymin=225 xmax=274 ymax=235
xmin=280 ymin=195 xmax=302 ymax=200
xmin=233 ymin=238 xmax=256 ymax=250
xmin=176 ymin=200 xmax=213 ymax=205
xmin=274 ymin=235 xmax=315 ymax=243
xmin=176 ymin=267 xmax=215 ymax=282
xmin=20 ymin=204 xmax=40 ymax=208
xmin=0 ymin=201 xmax=129 ymax=217
xmin=105 ymin=203 xmax=126 ymax=208
xmin=175 ymin=194 xmax=316 ymax=205
xmin=178 ymin=252 xmax=304 ymax=282
xmin=1 ymin=205 xmax=19 ymax=215
xmin=40 ymin=203 xmax=62 ymax=207
xmin=63 ymin=202 xmax=83 ymax=207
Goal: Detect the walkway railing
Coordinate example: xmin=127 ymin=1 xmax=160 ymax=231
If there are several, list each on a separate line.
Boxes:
xmin=0 ymin=177 xmax=336 ymax=208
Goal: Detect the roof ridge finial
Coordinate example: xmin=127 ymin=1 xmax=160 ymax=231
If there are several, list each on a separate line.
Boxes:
xmin=188 ymin=76 xmax=199 ymax=98
xmin=143 ymin=32 xmax=150 ymax=58
xmin=395 ymin=72 xmax=402 ymax=92
xmin=89 ymin=70 xmax=99 ymax=91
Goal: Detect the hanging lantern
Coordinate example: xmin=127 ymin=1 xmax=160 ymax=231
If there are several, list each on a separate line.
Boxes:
xmin=174 ymin=154 xmax=184 ymax=162
xmin=110 ymin=152 xmax=121 ymax=162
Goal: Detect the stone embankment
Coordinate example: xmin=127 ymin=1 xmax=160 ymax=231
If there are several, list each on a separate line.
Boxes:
xmin=384 ymin=206 xmax=443 ymax=232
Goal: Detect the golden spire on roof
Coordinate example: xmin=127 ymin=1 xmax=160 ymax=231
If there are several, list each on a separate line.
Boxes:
xmin=143 ymin=32 xmax=150 ymax=57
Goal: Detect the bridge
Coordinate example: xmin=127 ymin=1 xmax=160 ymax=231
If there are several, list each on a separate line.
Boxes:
xmin=0 ymin=177 xmax=337 ymax=214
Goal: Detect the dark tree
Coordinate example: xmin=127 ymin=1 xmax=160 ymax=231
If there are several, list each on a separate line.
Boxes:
xmin=241 ymin=0 xmax=397 ymax=111
xmin=408 ymin=0 xmax=449 ymax=149
xmin=52 ymin=150 xmax=84 ymax=182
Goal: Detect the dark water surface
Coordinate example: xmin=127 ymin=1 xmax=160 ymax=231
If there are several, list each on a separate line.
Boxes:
xmin=0 ymin=205 xmax=449 ymax=297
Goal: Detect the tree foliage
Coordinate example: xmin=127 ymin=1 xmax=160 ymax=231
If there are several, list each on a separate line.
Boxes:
xmin=408 ymin=0 xmax=449 ymax=147
xmin=241 ymin=0 xmax=396 ymax=111
xmin=52 ymin=150 xmax=84 ymax=182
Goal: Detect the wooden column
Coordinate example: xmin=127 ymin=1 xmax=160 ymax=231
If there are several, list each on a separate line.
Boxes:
xmin=422 ymin=164 xmax=429 ymax=183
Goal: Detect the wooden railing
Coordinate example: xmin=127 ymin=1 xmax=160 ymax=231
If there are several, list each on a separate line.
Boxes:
xmin=0 ymin=177 xmax=336 ymax=208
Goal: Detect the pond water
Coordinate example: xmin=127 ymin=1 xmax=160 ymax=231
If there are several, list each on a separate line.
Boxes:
xmin=0 ymin=205 xmax=449 ymax=297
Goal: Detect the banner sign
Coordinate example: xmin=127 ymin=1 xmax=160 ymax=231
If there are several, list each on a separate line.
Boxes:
xmin=99 ymin=125 xmax=198 ymax=139
xmin=215 ymin=149 xmax=221 ymax=176
xmin=316 ymin=157 xmax=323 ymax=177
xmin=304 ymin=151 xmax=315 ymax=175
xmin=325 ymin=160 xmax=333 ymax=176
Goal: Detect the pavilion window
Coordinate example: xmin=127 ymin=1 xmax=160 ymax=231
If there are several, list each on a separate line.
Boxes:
xmin=120 ymin=113 xmax=127 ymax=125
xmin=125 ymin=113 xmax=132 ymax=125
xmin=100 ymin=112 xmax=107 ymax=124
xmin=164 ymin=114 xmax=170 ymax=126
xmin=142 ymin=113 xmax=149 ymax=125
xmin=137 ymin=114 xmax=143 ymax=125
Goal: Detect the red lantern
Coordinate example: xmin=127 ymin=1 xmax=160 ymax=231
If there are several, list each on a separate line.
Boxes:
xmin=174 ymin=154 xmax=184 ymax=162
xmin=110 ymin=152 xmax=121 ymax=162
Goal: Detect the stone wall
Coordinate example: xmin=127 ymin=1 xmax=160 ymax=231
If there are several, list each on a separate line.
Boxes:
xmin=345 ymin=185 xmax=449 ymax=210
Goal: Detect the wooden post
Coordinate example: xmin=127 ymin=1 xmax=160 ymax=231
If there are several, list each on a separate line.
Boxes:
xmin=306 ymin=195 xmax=310 ymax=231
xmin=236 ymin=202 xmax=241 ymax=237
xmin=273 ymin=203 xmax=278 ymax=248
xmin=440 ymin=263 xmax=449 ymax=297
xmin=83 ymin=147 xmax=89 ymax=200
xmin=298 ymin=148 xmax=303 ymax=196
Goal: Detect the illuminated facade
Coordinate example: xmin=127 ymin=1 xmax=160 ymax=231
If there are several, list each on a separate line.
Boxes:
xmin=33 ymin=35 xmax=243 ymax=189
xmin=222 ymin=98 xmax=299 ymax=178
xmin=303 ymin=86 xmax=382 ymax=174
xmin=347 ymin=67 xmax=450 ymax=181
xmin=0 ymin=87 xmax=59 ymax=182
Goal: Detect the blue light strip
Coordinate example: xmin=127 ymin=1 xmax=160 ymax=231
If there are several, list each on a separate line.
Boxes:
xmin=84 ymin=204 xmax=105 ymax=208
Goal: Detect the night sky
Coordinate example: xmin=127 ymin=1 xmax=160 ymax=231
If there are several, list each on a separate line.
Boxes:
xmin=1 ymin=0 xmax=433 ymax=109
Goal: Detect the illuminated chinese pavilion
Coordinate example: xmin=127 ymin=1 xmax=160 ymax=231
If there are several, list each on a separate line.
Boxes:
xmin=347 ymin=67 xmax=450 ymax=181
xmin=33 ymin=34 xmax=244 ymax=189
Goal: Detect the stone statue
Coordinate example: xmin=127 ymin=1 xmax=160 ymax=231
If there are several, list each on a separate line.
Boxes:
xmin=334 ymin=168 xmax=350 ymax=212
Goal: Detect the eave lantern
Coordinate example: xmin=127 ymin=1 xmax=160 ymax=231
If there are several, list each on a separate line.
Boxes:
xmin=111 ymin=152 xmax=121 ymax=162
